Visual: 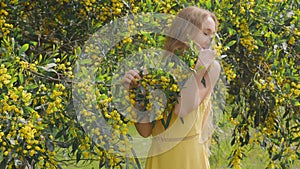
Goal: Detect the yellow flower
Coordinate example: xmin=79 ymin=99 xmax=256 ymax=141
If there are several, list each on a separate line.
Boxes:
xmin=0 ymin=9 xmax=8 ymax=16
xmin=3 ymin=151 xmax=9 ymax=156
xmin=288 ymin=36 xmax=295 ymax=45
xmin=115 ymin=8 xmax=121 ymax=13
xmin=29 ymin=150 xmax=35 ymax=156
xmin=268 ymin=163 xmax=275 ymax=169
xmin=240 ymin=7 xmax=246 ymax=14
xmin=83 ymin=151 xmax=89 ymax=158
xmin=35 ymin=146 xmax=41 ymax=151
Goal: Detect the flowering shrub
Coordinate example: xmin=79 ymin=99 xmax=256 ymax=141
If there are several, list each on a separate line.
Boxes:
xmin=0 ymin=38 xmax=76 ymax=168
xmin=0 ymin=0 xmax=299 ymax=169
xmin=213 ymin=1 xmax=299 ymax=168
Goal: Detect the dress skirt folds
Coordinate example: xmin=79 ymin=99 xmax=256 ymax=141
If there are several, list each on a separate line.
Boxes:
xmin=145 ymin=97 xmax=212 ymax=169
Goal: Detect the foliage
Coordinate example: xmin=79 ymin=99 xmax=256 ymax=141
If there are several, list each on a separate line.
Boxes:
xmin=212 ymin=1 xmax=300 ymax=168
xmin=0 ymin=37 xmax=78 ymax=168
xmin=0 ymin=0 xmax=299 ymax=169
xmin=127 ymin=68 xmax=181 ymax=122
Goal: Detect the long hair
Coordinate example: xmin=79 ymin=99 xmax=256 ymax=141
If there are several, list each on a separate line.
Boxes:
xmin=164 ymin=6 xmax=218 ymax=54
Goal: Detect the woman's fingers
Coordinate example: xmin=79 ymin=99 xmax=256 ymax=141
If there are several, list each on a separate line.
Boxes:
xmin=122 ymin=74 xmax=133 ymax=83
xmin=199 ymin=49 xmax=216 ymax=60
xmin=128 ymin=70 xmax=141 ymax=85
xmin=197 ymin=49 xmax=216 ymax=69
xmin=122 ymin=69 xmax=141 ymax=89
xmin=129 ymin=69 xmax=141 ymax=79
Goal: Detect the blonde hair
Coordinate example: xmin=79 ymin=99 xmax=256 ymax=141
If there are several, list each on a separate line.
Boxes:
xmin=164 ymin=6 xmax=218 ymax=53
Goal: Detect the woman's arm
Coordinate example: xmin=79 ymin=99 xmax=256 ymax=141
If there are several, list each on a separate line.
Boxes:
xmin=203 ymin=60 xmax=221 ymax=92
xmin=122 ymin=69 xmax=153 ymax=138
xmin=173 ymin=50 xmax=220 ymax=117
xmin=134 ymin=122 xmax=152 ymax=138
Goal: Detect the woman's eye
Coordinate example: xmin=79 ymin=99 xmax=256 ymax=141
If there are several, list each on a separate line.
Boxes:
xmin=203 ymin=32 xmax=208 ymax=36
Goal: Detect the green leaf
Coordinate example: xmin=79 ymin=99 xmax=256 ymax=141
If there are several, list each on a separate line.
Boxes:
xmin=76 ymin=150 xmax=82 ymax=163
xmin=35 ymin=125 xmax=44 ymax=130
xmin=10 ymin=77 xmax=18 ymax=84
xmin=146 ymin=0 xmax=152 ymax=11
xmin=25 ymin=84 xmax=39 ymax=90
xmin=61 ymin=54 xmax=68 ymax=62
xmin=226 ymin=40 xmax=236 ymax=48
xmin=196 ymin=65 xmax=204 ymax=71
xmin=19 ymin=44 xmax=29 ymax=56
xmin=23 ymin=106 xmax=35 ymax=113
xmin=72 ymin=139 xmax=80 ymax=154
xmin=272 ymin=154 xmax=281 ymax=161
xmin=205 ymin=0 xmax=212 ymax=9
xmin=231 ymin=137 xmax=236 ymax=146
xmin=38 ymin=54 xmax=43 ymax=63
xmin=161 ymin=112 xmax=172 ymax=129
xmin=168 ymin=62 xmax=175 ymax=68
xmin=75 ymin=47 xmax=82 ymax=56
xmin=55 ymin=128 xmax=66 ymax=139
xmin=80 ymin=59 xmax=92 ymax=65
xmin=266 ymin=51 xmax=273 ymax=60
xmin=30 ymin=41 xmax=38 ymax=46
xmin=227 ymin=27 xmax=236 ymax=36
xmin=56 ymin=141 xmax=70 ymax=148
xmin=256 ymin=39 xmax=264 ymax=47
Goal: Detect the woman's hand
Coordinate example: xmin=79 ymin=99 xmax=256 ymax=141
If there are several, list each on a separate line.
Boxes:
xmin=192 ymin=48 xmax=217 ymax=89
xmin=121 ymin=69 xmax=141 ymax=90
xmin=195 ymin=49 xmax=216 ymax=71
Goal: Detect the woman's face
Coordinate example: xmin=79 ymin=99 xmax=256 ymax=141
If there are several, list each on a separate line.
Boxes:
xmin=194 ymin=16 xmax=216 ymax=49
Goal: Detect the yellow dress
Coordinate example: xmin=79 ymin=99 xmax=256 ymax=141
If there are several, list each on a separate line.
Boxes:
xmin=145 ymin=97 xmax=212 ymax=169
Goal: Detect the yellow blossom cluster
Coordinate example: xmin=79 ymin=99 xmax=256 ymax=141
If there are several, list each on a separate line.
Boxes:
xmin=0 ymin=103 xmax=50 ymax=168
xmin=0 ymin=64 xmax=11 ymax=88
xmin=122 ymin=69 xmax=181 ymax=123
xmin=98 ymin=0 xmax=126 ymax=21
xmin=0 ymin=37 xmax=78 ymax=168
xmin=231 ymin=147 xmax=243 ymax=169
xmin=237 ymin=19 xmax=258 ymax=52
xmin=223 ymin=65 xmax=236 ymax=83
xmin=0 ymin=2 xmax=13 ymax=38
xmin=46 ymin=84 xmax=67 ymax=120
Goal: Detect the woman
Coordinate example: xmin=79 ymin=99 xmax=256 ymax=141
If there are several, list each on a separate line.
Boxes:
xmin=122 ymin=6 xmax=220 ymax=169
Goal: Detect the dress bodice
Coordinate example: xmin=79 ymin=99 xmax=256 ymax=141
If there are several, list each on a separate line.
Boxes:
xmin=148 ymin=96 xmax=212 ymax=157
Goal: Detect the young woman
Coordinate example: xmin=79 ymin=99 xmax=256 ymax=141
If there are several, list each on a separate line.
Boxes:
xmin=122 ymin=6 xmax=220 ymax=169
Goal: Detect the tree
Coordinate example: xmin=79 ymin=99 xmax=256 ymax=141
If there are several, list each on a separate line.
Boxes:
xmin=0 ymin=0 xmax=299 ymax=168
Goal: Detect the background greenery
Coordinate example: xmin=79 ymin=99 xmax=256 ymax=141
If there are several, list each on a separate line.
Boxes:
xmin=0 ymin=0 xmax=299 ymax=169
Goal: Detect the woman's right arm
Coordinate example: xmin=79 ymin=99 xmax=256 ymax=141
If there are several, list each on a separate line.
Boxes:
xmin=134 ymin=122 xmax=152 ymax=138
xmin=122 ymin=69 xmax=153 ymax=138
xmin=173 ymin=49 xmax=217 ymax=117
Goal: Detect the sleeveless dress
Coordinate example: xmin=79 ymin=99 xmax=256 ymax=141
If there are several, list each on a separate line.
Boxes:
xmin=145 ymin=97 xmax=212 ymax=169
